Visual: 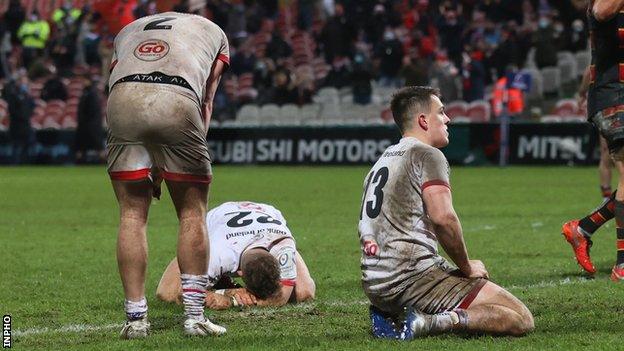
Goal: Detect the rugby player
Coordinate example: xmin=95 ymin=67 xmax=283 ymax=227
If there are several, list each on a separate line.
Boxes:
xmin=156 ymin=202 xmax=316 ymax=309
xmin=359 ymin=86 xmax=534 ymax=339
xmin=562 ymin=0 xmax=624 ymax=280
xmin=106 ymin=12 xmax=229 ymax=338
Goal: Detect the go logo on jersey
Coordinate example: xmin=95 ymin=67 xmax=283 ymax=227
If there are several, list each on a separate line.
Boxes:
xmin=134 ymin=39 xmax=169 ymax=61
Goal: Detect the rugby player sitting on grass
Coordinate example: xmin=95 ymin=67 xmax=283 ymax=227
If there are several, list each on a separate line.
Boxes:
xmin=157 ymin=201 xmax=315 ymax=309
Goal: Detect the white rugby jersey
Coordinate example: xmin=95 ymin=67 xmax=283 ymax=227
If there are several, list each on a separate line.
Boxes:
xmin=109 ymin=12 xmax=229 ymax=105
xmin=206 ymin=202 xmax=297 ymax=288
xmin=359 ymin=137 xmax=451 ymax=296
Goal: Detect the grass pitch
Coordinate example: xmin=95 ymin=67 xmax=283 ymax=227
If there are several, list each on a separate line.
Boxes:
xmin=1 ymin=165 xmax=622 ymax=350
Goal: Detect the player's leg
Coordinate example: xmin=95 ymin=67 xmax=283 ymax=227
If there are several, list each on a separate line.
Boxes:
xmin=599 ymin=136 xmax=614 ymax=199
xmin=156 ymin=257 xmax=182 ymax=303
xmin=463 ymin=281 xmax=534 ymax=336
xmin=106 ymin=86 xmax=157 ymax=339
xmin=113 ymin=180 xmax=152 ymax=301
xmin=611 ymin=158 xmax=624 ymax=280
xmin=166 ymin=180 xmax=224 ymax=335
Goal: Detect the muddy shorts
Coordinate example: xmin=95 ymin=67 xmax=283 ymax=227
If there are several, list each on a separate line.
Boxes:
xmin=106 ymin=83 xmax=212 ymax=183
xmin=367 ymin=262 xmax=487 ymax=315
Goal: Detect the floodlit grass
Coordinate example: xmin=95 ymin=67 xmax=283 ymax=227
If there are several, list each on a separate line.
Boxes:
xmin=0 ymin=165 xmax=620 ymax=350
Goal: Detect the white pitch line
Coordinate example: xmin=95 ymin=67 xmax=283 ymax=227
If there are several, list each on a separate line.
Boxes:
xmin=14 ymin=323 xmax=120 ymax=337
xmin=13 ymin=276 xmax=595 ymax=338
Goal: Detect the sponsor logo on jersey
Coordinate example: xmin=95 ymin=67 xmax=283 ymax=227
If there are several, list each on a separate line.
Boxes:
xmin=134 ymin=39 xmax=170 ymax=61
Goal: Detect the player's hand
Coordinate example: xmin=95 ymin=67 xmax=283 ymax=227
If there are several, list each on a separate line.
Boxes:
xmin=233 ymin=289 xmax=257 ymax=306
xmin=204 ymin=292 xmax=232 ymax=310
xmin=465 ymin=259 xmax=489 ymax=279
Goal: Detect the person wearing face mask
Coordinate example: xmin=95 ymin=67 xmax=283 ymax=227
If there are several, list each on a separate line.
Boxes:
xmin=16 ymin=11 xmax=50 ymax=69
xmin=533 ymin=14 xmax=557 ymax=68
xmin=360 ymin=86 xmax=534 ymax=339
xmin=567 ymin=19 xmax=588 ymax=52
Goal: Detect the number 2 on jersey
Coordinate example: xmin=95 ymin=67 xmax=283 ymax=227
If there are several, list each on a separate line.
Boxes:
xmin=360 ymin=167 xmax=389 ymax=219
xmin=226 ymin=211 xmax=283 ymax=228
xmin=144 ymin=17 xmax=175 ymax=31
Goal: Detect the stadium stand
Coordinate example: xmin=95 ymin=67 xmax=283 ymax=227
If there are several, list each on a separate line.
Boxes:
xmin=0 ymin=0 xmax=594 ymax=147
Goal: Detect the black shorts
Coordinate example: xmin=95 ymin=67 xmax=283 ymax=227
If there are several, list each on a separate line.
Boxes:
xmin=591 ymin=107 xmax=624 ymax=158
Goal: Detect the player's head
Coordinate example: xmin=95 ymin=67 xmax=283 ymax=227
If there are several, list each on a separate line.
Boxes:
xmin=390 ymin=86 xmax=450 ymax=147
xmin=240 ymin=248 xmax=281 ymax=299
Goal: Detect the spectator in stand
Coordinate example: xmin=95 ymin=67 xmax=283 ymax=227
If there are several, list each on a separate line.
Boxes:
xmin=319 ymin=2 xmax=355 ymax=63
xmin=488 ymin=25 xmax=523 ymax=80
xmin=133 ymin=0 xmax=157 ymax=19
xmin=399 ymin=53 xmax=430 ymax=87
xmin=81 ymin=17 xmax=102 ymax=66
xmin=533 ymin=14 xmax=558 ymax=68
xmin=75 ymin=74 xmax=103 ymax=163
xmin=17 ymin=11 xmax=50 ymax=69
xmin=566 ymin=19 xmax=588 ymax=53
xmin=375 ymin=27 xmax=404 ymax=87
xmin=52 ymin=0 xmax=82 ymax=30
xmin=436 ymin=1 xmax=466 ymax=69
xmin=173 ymin=0 xmax=190 ymax=13
xmin=253 ymin=54 xmax=276 ymax=92
xmin=350 ymin=53 xmax=373 ymax=105
xmin=41 ymin=65 xmax=68 ymax=101
xmin=323 ymin=56 xmax=351 ymax=89
xmin=4 ymin=69 xmax=35 ymax=164
xmin=266 ymin=29 xmax=292 ymax=62
xmin=5 ymin=0 xmax=25 ymax=44
xmin=0 ymin=21 xmax=10 ymax=79
xmin=462 ymin=52 xmax=486 ymax=102
xmin=230 ymin=43 xmax=257 ymax=76
xmin=293 ymin=65 xmax=315 ymax=105
xmin=50 ymin=22 xmax=78 ymax=76
xmin=430 ymin=53 xmax=461 ymax=102
xmin=258 ymin=68 xmax=298 ymax=105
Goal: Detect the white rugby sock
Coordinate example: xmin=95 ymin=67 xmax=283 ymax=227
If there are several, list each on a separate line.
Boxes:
xmin=124 ymin=297 xmax=148 ymax=321
xmin=425 ymin=309 xmax=468 ymax=334
xmin=181 ymin=274 xmax=209 ymax=321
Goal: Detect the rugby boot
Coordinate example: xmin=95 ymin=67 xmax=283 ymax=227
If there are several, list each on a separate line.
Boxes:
xmin=611 ymin=264 xmax=624 ymax=282
xmin=120 ymin=317 xmax=150 ymax=339
xmin=370 ymin=305 xmax=428 ymax=340
xmin=183 ymin=316 xmax=226 ymax=336
xmin=562 ymin=220 xmax=596 ymax=274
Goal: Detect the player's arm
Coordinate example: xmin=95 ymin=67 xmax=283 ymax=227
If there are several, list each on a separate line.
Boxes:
xmin=202 ymin=59 xmax=227 ymax=128
xmin=422 ymin=185 xmax=488 ymax=279
xmin=156 ymin=258 xmax=182 ymax=304
xmin=577 ymin=66 xmax=591 ymax=110
xmin=593 ymin=0 xmax=624 ymax=21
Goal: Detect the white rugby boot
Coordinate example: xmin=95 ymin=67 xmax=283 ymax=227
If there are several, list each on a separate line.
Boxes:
xmin=120 ymin=317 xmax=150 ymax=339
xmin=183 ymin=317 xmax=227 ymax=336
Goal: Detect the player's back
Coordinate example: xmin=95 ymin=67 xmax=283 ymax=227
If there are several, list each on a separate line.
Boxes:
xmin=109 ymin=12 xmax=229 ymax=105
xmin=205 ymin=202 xmax=294 ymax=280
xmin=359 ymin=137 xmax=449 ymax=297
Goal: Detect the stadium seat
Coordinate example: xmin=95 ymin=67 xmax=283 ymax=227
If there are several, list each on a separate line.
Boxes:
xmin=236 ymin=104 xmax=260 ymax=124
xmin=575 ymin=51 xmax=591 ymax=75
xmin=300 ymin=103 xmax=321 ymax=124
xmin=445 ymin=101 xmax=468 ymax=119
xmin=540 ymin=66 xmax=561 ymax=96
xmin=553 ymin=99 xmax=579 ymax=117
xmin=279 ymin=104 xmax=300 ymax=125
xmin=450 ymin=116 xmax=471 ymax=123
xmin=319 ymin=103 xmax=341 ymax=122
xmin=314 ymin=87 xmax=340 ymax=105
xmin=467 ymin=100 xmax=491 ymax=122
xmin=521 ymin=68 xmax=544 ymax=99
xmin=557 ymin=59 xmax=577 ymax=84
xmin=259 ymin=104 xmax=281 ymax=124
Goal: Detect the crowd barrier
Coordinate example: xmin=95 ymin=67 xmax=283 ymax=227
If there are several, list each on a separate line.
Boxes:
xmin=0 ymin=122 xmax=601 ymax=165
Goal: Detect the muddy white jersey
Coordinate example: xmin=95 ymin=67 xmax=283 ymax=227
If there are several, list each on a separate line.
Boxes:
xmin=109 ymin=12 xmax=229 ymax=105
xmin=359 ymin=137 xmax=451 ymax=296
xmin=206 ymin=202 xmax=297 ymax=288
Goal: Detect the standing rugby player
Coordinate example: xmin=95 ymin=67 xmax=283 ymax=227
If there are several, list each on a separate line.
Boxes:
xmin=562 ymin=0 xmax=624 ymax=280
xmin=107 ymin=12 xmax=228 ymax=338
xmin=359 ymin=86 xmax=533 ymax=339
